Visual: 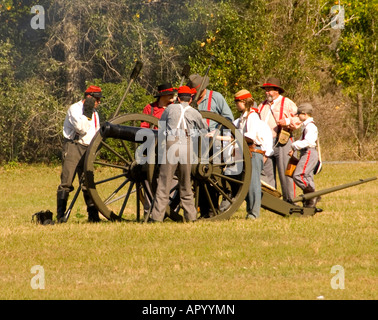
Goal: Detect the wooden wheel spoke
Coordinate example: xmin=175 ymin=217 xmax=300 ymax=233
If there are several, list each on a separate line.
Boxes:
xmin=212 ymin=171 xmax=244 ymax=185
xmin=204 ymin=183 xmax=217 ymax=214
xmin=208 ymin=128 xmax=220 ymax=151
xmin=100 ymin=140 xmax=130 ymax=164
xmin=212 ymin=158 xmax=244 ymax=168
xmin=103 ymin=178 xmax=130 ymax=205
xmin=120 ymin=139 xmax=134 ymax=162
xmin=207 ymin=178 xmax=233 ymax=203
xmin=94 ymin=172 xmax=128 ymax=186
xmin=194 ymin=181 xmax=200 ymax=210
xmin=93 ymin=160 xmax=128 ymax=170
xmin=118 ymin=181 xmax=135 ymax=218
xmin=141 ymin=180 xmax=154 ymax=203
xmin=136 ymin=182 xmax=141 ymax=222
xmin=104 ymin=192 xmax=131 ymax=206
xmin=209 ymin=139 xmax=235 ymax=163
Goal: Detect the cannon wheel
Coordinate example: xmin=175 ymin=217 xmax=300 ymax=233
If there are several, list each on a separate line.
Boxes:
xmin=84 ymin=112 xmax=252 ymax=222
xmin=84 ymin=114 xmax=160 ymax=221
xmin=192 ymin=111 xmax=251 ymax=220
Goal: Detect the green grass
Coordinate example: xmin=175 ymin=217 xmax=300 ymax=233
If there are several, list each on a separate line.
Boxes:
xmin=0 ymin=162 xmax=377 ymax=300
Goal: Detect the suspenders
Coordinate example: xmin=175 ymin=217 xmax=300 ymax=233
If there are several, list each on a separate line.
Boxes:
xmin=279 ymin=97 xmax=285 ymax=122
xmin=94 ymin=112 xmax=98 ymax=130
xmin=177 ymin=104 xmax=191 ymax=131
xmin=206 ymin=90 xmax=213 ymax=126
xmin=260 ymin=96 xmax=285 ymax=124
xmin=301 ymin=121 xmax=315 ymax=140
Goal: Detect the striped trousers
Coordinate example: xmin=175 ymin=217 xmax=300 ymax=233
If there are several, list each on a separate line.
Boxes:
xmin=292 ymin=147 xmax=318 ymax=191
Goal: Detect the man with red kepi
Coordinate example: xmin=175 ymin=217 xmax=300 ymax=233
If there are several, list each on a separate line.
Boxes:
xmin=149 ymin=86 xmax=208 ymax=222
xmin=56 ymin=85 xmax=103 ymax=223
xmin=258 ymin=77 xmax=301 ymax=203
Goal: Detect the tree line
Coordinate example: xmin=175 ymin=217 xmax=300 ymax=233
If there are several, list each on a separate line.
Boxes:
xmin=0 ymin=0 xmax=376 ymax=163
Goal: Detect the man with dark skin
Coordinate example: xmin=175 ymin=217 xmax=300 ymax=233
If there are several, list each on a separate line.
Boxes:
xmin=56 ymin=86 xmax=103 ymax=223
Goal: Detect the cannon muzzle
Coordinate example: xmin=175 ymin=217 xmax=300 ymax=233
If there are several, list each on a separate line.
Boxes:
xmin=101 ymin=122 xmax=158 ymax=142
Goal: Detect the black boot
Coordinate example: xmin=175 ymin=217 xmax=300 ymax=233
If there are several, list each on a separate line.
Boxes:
xmin=306 ymin=197 xmax=321 ymax=208
xmin=83 ymin=190 xmax=100 ymax=222
xmin=303 ymin=186 xmax=319 ymax=208
xmin=57 ymin=190 xmax=69 ymax=223
xmin=87 ymin=206 xmax=100 ymax=223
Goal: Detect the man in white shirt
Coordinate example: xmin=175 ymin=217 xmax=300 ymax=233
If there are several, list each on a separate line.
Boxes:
xmin=258 ymin=77 xmax=301 ymax=203
xmin=56 ymin=85 xmax=103 ymax=223
xmin=234 ymin=90 xmax=273 ymax=219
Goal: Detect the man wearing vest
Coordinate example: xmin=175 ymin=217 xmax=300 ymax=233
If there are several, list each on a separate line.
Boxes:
xmin=187 ymin=74 xmax=234 ymax=217
xmin=258 ymin=78 xmax=301 ymax=203
xmin=141 ymin=83 xmax=177 ymax=128
xmin=149 ymin=86 xmax=208 ymax=222
xmin=56 ymin=85 xmax=103 ymax=223
xmin=288 ymin=102 xmax=320 ymax=208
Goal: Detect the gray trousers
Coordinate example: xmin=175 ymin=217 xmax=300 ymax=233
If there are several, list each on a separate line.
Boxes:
xmin=151 ymin=138 xmax=197 ymax=222
xmin=292 ymin=147 xmax=318 ymax=191
xmin=57 ymin=139 xmax=95 ymax=208
xmin=261 ymin=138 xmax=296 ymax=202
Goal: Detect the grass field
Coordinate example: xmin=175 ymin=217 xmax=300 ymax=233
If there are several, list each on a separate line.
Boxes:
xmin=0 ymin=162 xmax=377 ymax=300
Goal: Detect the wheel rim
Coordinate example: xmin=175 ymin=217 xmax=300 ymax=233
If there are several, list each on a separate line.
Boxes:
xmin=84 ymin=112 xmax=252 ymax=222
xmin=84 ymin=114 xmax=158 ymax=221
xmin=166 ymin=111 xmax=252 ymax=221
xmin=195 ymin=111 xmax=251 ymax=220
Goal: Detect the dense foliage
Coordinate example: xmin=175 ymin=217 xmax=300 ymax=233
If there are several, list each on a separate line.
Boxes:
xmin=0 ymin=0 xmax=376 ymax=163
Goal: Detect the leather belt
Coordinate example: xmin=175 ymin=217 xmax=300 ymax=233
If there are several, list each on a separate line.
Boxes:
xmin=249 ymin=148 xmax=265 ymax=155
xmin=247 ymin=143 xmax=265 ymax=156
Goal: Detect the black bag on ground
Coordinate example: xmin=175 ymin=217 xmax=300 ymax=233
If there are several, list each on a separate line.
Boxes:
xmin=32 ymin=210 xmax=54 ymax=225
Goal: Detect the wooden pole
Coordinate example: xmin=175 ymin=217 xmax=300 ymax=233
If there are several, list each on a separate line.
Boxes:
xmin=357 ymin=93 xmax=364 ymax=157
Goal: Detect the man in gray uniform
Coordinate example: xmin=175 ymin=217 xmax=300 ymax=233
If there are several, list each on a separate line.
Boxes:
xmin=150 ymin=86 xmax=208 ymax=222
xmin=289 ymin=102 xmax=320 ymax=208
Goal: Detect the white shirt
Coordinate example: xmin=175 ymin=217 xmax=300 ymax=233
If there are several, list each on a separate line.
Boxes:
xmin=63 ymin=100 xmax=100 ymax=146
xmin=234 ymin=110 xmax=274 ymax=157
xmin=292 ymin=117 xmax=318 ymax=150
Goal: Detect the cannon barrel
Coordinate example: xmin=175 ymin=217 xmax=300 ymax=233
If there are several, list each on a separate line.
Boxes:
xmin=101 ymin=121 xmax=158 ymax=141
xmin=292 ymin=176 xmax=377 ymax=203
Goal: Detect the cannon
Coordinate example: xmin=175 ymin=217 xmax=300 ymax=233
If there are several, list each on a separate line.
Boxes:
xmin=84 ymin=112 xmax=251 ymax=221
xmin=82 ymin=111 xmax=377 ymax=222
